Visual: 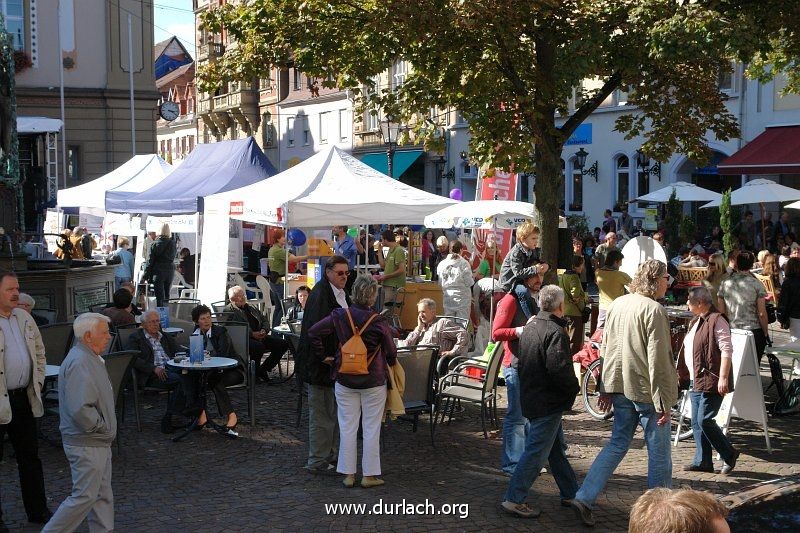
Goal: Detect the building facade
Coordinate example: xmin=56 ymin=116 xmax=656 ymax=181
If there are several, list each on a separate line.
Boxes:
xmin=155 ymin=37 xmax=196 ymax=165
xmin=5 ymin=0 xmax=158 ymax=232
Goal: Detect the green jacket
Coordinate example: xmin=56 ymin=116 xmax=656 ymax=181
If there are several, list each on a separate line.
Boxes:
xmin=600 ymin=293 xmax=678 ymax=412
xmin=558 ymin=271 xmax=588 ymax=317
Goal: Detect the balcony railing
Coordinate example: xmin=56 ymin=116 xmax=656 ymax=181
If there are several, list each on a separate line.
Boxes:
xmin=197 ymin=42 xmax=225 ymax=61
xmin=197 ymin=97 xmax=213 ymax=114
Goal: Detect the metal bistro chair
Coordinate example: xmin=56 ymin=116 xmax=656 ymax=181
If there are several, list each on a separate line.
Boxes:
xmin=436 ymin=342 xmax=504 ymax=439
xmin=89 ymin=303 xmax=112 ymax=313
xmin=102 ymin=350 xmax=137 ymax=452
xmin=166 ymin=298 xmax=200 ymax=323
xmin=35 ymin=309 xmax=58 ymax=324
xmin=210 ymin=301 xmax=228 ymax=314
xmin=215 ymin=321 xmax=256 ymax=427
xmin=395 ymin=345 xmax=439 ymax=446
xmin=39 ymin=323 xmax=75 ymax=366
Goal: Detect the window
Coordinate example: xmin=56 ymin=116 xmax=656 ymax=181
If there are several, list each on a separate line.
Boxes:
xmin=302 ymin=116 xmax=310 ymax=145
xmin=615 ymin=155 xmax=630 ymax=210
xmin=319 ymin=112 xmax=329 ymax=144
xmin=293 ymin=69 xmax=302 ymax=90
xmin=455 ymin=110 xmax=467 ymax=125
xmin=718 ymin=65 xmax=734 ymax=92
xmin=66 ymin=145 xmax=80 ymax=180
xmin=2 ymin=0 xmax=25 ymax=51
xmin=393 ymin=59 xmax=408 ymax=89
xmin=366 ymin=110 xmax=379 ymax=132
xmin=287 ymin=117 xmax=295 ymax=147
xmin=637 ymin=162 xmax=650 ymax=199
xmin=569 ymin=158 xmax=583 ymax=212
xmin=188 ymin=136 xmax=195 ymax=152
xmin=338 ymin=109 xmax=349 ymax=142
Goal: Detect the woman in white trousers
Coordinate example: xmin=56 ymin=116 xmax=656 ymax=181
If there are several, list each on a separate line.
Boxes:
xmin=308 ymin=274 xmax=397 ymax=488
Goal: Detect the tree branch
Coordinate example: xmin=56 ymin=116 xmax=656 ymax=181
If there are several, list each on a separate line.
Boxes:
xmin=560 ymin=72 xmax=622 ymax=139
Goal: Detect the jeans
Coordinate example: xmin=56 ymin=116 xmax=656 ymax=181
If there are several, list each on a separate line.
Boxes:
xmin=575 ymin=394 xmax=672 ymax=507
xmin=501 ymin=366 xmax=528 ymax=474
xmin=504 ymin=412 xmax=578 ymax=504
xmin=689 ymin=391 xmax=736 ymax=467
xmin=114 ymin=276 xmax=131 ymax=292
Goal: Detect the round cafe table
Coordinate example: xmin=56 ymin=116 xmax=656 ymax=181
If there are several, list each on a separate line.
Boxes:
xmin=166 ymin=356 xmax=239 ymax=442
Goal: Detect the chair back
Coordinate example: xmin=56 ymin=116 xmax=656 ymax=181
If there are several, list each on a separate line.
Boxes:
xmin=115 ymin=324 xmax=140 ymax=351
xmin=255 ymin=275 xmax=275 ymax=323
xmin=211 ymin=311 xmax=237 ymax=322
xmin=233 ymin=273 xmax=248 ymax=290
xmin=89 ymin=303 xmax=112 ymax=313
xmin=397 ymin=344 xmax=439 ymax=409
xmin=754 ymin=273 xmax=778 ymax=304
xmin=210 ymin=300 xmax=228 ymax=313
xmin=218 ymin=322 xmax=250 ymax=365
xmin=281 ymin=296 xmax=297 ymax=315
xmin=481 ymin=342 xmax=505 ymax=396
xmin=167 ymin=298 xmax=200 ymax=322
xmin=102 ymin=351 xmax=137 ymax=408
xmin=36 ymin=309 xmax=58 ymax=323
xmin=287 ymin=320 xmax=302 ymax=335
xmin=39 ymin=322 xmax=75 ymax=366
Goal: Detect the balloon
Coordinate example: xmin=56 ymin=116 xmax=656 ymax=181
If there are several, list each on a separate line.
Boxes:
xmin=449 ymin=188 xmax=463 ymax=201
xmin=409 ymin=225 xmax=424 ymax=232
xmin=287 ymin=228 xmax=306 ymax=247
xmin=346 ymin=227 xmax=358 ymax=238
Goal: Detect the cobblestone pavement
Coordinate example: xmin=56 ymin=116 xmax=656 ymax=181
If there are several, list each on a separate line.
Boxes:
xmin=1 ymin=340 xmax=798 ymax=532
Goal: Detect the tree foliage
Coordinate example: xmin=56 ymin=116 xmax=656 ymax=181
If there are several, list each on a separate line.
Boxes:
xmin=199 ymin=0 xmax=800 ymax=266
xmin=720 ymin=188 xmax=733 ymax=255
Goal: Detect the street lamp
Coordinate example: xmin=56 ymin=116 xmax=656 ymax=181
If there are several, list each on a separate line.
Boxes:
xmin=574 ymin=147 xmax=598 ymax=181
xmin=379 ymin=114 xmax=403 ymax=178
xmin=636 ymin=149 xmax=662 ymax=181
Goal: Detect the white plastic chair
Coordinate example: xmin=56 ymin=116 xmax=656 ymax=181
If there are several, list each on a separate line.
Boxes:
xmin=255 ymin=274 xmax=275 ymax=325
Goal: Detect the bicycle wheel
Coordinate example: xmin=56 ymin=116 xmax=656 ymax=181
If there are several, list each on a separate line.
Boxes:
xmin=670 ymin=390 xmax=694 ymax=442
xmin=582 ymin=359 xmax=613 ymax=420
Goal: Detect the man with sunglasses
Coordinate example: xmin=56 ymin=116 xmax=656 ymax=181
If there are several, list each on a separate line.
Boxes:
xmin=296 ymin=255 xmax=352 ymax=475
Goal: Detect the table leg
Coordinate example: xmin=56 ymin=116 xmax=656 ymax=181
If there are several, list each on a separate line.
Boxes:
xmin=172 ymin=370 xmax=238 ymax=442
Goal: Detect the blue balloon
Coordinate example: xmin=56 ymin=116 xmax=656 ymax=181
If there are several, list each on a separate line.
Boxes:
xmin=287 ymin=228 xmax=306 ymax=247
xmin=409 ymin=225 xmax=424 ymax=232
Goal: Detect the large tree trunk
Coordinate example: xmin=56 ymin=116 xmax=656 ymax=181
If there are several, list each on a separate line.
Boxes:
xmin=534 ymin=132 xmax=563 ymax=285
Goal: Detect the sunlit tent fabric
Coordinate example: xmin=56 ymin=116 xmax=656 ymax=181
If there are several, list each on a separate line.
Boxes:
xmin=633 ymin=182 xmax=721 ymax=203
xmin=105 ymin=138 xmax=277 ymax=215
xmin=57 ymin=155 xmax=172 ymax=211
xmin=717 ymin=125 xmax=800 ymax=175
xmin=205 ymin=145 xmax=456 ymax=226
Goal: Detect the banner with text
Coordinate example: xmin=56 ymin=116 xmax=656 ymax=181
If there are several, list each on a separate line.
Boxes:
xmin=471 ymin=170 xmax=519 ymax=269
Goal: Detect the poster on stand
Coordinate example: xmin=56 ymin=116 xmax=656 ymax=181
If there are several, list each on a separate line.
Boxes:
xmin=470 ymin=169 xmax=519 ymax=269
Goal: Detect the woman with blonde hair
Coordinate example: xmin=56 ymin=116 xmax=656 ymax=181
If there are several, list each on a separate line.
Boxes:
xmin=702 ymin=252 xmax=727 ymax=308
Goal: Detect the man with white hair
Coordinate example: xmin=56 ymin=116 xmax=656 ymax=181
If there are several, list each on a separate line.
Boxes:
xmin=125 ymin=309 xmax=185 ymax=433
xmin=16 ymin=293 xmax=48 ymax=326
xmin=0 ymin=271 xmax=51 ymax=527
xmin=500 ymin=285 xmax=580 ymax=519
xmin=398 ymin=298 xmax=469 ymax=373
xmin=43 ymin=313 xmax=116 ymax=533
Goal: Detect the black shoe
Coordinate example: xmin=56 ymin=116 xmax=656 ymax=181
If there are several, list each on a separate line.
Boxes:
xmin=683 ymin=464 xmax=715 ymax=473
xmin=28 ymin=509 xmax=53 ymax=524
xmin=160 ymin=414 xmax=175 ymax=434
xmin=720 ymin=450 xmax=740 ymax=475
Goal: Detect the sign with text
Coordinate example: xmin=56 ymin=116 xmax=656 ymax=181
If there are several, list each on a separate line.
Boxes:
xmin=565 ymin=123 xmax=592 ymax=146
xmin=471 ymin=169 xmax=520 ymax=268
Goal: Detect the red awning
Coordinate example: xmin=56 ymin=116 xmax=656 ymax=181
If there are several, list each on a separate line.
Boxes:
xmin=718 ymin=125 xmax=800 ymax=175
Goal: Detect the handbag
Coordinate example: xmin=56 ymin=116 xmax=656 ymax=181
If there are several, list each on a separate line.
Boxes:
xmin=106 ymin=253 xmax=121 ymax=265
xmin=581 ymin=305 xmax=592 ymax=323
xmin=765 ymin=301 xmax=777 ymax=324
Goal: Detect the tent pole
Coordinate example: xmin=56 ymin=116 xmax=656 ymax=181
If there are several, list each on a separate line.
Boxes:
xmin=194 ymin=212 xmax=201 ymax=297
xmin=489 ymin=221 xmax=498 ymax=332
xmin=760 ymin=203 xmax=767 ymax=250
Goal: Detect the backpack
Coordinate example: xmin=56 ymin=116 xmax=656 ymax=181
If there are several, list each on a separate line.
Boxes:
xmin=338 ymin=309 xmax=379 ymax=375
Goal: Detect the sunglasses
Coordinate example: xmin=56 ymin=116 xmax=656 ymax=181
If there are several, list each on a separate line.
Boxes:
xmin=332 ymin=269 xmax=350 ymax=277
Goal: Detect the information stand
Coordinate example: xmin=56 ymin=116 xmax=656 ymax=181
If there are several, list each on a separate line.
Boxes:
xmin=675 ymin=329 xmax=771 ymax=452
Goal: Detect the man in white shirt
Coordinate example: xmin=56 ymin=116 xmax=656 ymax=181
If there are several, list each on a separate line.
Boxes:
xmin=0 ymin=271 xmax=51 ymax=526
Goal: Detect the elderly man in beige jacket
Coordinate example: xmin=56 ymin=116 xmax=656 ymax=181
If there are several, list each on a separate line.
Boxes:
xmin=570 ymin=259 xmax=677 ymax=527
xmin=0 ymin=270 xmax=50 ymax=527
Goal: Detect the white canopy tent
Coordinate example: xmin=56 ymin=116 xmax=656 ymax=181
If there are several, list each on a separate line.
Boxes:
xmin=57 ymin=154 xmax=172 ymax=215
xmin=198 ymin=145 xmax=457 ymax=304
xmin=634 ymin=181 xmax=722 ymax=203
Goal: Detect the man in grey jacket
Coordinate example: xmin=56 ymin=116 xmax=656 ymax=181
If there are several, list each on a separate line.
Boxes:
xmin=43 ymin=313 xmax=116 ymax=533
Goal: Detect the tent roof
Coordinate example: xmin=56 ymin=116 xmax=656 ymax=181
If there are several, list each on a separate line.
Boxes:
xmin=17 ymin=116 xmax=63 ymax=133
xmin=206 ymin=145 xmax=456 ymax=226
xmin=717 ymin=125 xmax=800 ymax=175
xmin=57 ymin=154 xmax=172 ymax=210
xmin=105 ymin=138 xmax=277 ymax=215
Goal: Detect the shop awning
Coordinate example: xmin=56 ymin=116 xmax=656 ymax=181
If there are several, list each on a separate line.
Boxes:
xmin=360 ymin=149 xmax=423 ymax=179
xmin=718 ymin=125 xmax=800 ymax=175
xmin=16 ymin=116 xmax=63 ymax=134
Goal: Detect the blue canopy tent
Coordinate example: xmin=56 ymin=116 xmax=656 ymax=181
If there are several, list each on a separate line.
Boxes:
xmin=105 ymin=137 xmax=277 ymax=214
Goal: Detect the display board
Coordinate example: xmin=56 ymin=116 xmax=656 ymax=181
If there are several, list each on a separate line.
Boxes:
xmin=675 ymin=329 xmax=771 ymax=452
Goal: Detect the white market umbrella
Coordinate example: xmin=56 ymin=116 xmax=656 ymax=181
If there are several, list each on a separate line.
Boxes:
xmin=423 ymin=199 xmax=536 ymax=230
xmin=701 ymin=179 xmax=800 ymax=208
xmin=634 ymin=182 xmax=721 ymax=203
xmin=701 ymin=178 xmax=800 ymax=247
xmin=786 ymin=199 xmax=800 ymax=210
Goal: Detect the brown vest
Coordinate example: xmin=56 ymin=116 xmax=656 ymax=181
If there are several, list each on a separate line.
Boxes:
xmin=677 ymin=311 xmax=734 ymax=394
